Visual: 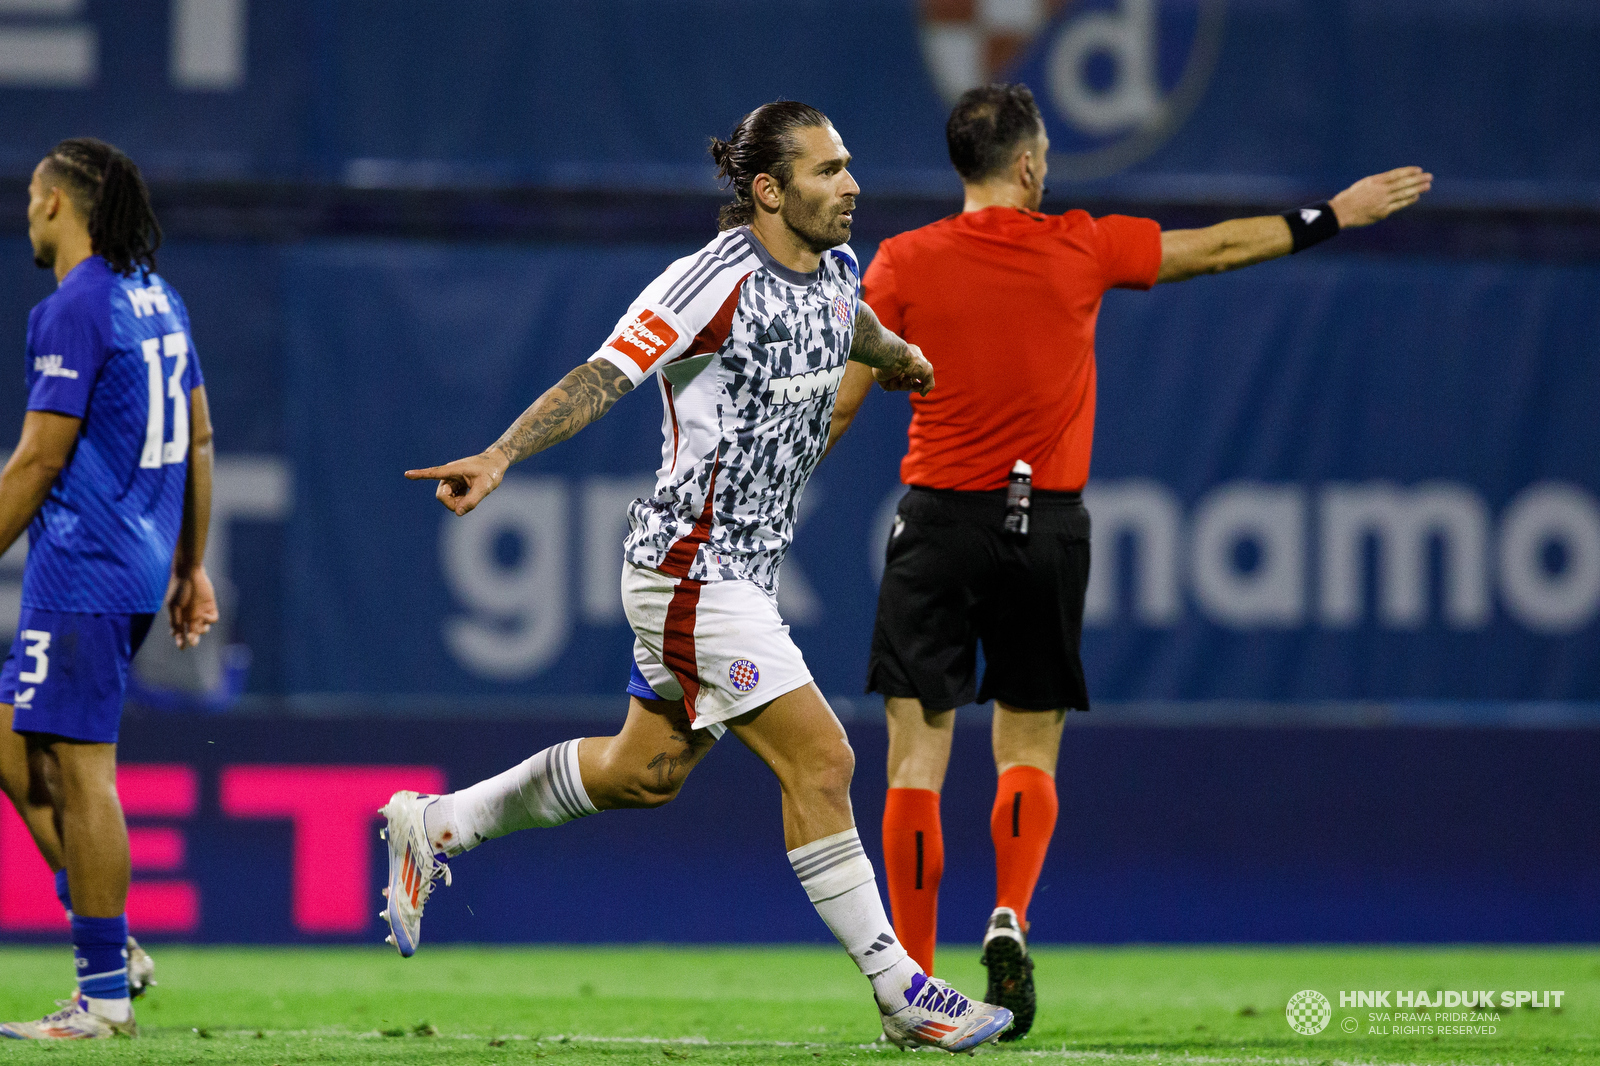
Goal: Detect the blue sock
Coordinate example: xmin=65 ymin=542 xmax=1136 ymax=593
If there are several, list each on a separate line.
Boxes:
xmin=71 ymin=914 xmax=129 ymax=1001
xmin=54 ymin=869 xmax=72 ymax=916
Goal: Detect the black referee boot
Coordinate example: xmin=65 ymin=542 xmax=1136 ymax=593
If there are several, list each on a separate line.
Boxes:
xmin=981 ymin=907 xmax=1035 ymax=1041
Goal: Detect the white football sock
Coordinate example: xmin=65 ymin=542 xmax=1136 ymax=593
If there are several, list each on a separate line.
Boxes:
xmin=83 ymin=995 xmax=130 ymax=1023
xmin=422 ymin=795 xmax=460 ymax=855
xmin=788 ymin=827 xmax=921 ymax=1013
xmin=428 ymin=740 xmax=597 ymax=856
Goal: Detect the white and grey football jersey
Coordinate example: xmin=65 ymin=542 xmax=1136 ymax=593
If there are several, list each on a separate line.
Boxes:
xmin=589 ymin=226 xmax=860 ymax=592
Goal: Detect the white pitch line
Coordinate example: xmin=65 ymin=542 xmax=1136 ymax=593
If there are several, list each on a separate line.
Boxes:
xmin=1003 ymin=1050 xmax=1519 ymax=1066
xmin=162 ymin=1027 xmax=1522 ymax=1065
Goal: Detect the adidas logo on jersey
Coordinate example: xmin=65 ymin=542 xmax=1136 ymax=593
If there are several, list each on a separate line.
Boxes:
xmin=33 ymin=354 xmax=79 ymax=380
xmin=756 ymin=316 xmax=794 ymax=347
xmin=127 ymin=282 xmax=171 ymax=318
xmin=769 ymin=364 xmax=846 ymax=405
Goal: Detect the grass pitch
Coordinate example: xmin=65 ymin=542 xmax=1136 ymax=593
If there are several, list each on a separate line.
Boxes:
xmin=0 ymin=944 xmax=1592 ymax=1064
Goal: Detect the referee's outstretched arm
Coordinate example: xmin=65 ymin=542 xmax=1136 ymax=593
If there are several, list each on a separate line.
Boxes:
xmin=1155 ymin=166 xmax=1433 ymax=284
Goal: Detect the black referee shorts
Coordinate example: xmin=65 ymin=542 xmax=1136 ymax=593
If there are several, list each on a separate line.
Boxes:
xmin=866 ymin=485 xmax=1091 ymax=713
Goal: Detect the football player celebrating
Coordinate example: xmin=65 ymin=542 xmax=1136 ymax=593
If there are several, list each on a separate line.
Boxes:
xmin=388 ymin=102 xmax=1012 ymax=1052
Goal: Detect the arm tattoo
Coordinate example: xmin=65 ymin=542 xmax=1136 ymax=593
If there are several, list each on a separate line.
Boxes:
xmin=849 ymin=303 xmax=916 ymax=374
xmin=491 ymin=357 xmax=634 ymax=466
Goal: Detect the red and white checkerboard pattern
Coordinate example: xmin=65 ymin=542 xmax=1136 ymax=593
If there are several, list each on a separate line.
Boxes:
xmin=919 ymin=0 xmax=1072 ymax=102
xmin=728 ymin=658 xmax=760 ymax=692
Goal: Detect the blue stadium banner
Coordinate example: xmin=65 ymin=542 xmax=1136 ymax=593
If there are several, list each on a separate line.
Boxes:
xmin=260 ymin=241 xmax=1600 ymax=702
xmin=0 ymin=715 xmax=1594 ymax=943
xmin=0 ymin=2 xmax=1596 ymax=201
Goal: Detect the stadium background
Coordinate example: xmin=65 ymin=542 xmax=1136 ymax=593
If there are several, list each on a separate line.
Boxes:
xmin=0 ymin=0 xmax=1595 ymax=947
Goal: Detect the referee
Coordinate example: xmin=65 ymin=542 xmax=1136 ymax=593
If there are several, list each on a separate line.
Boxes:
xmin=839 ymin=84 xmax=1430 ymax=1040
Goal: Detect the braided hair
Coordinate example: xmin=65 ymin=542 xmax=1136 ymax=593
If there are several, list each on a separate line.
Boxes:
xmin=708 ymin=101 xmax=831 ymax=230
xmin=39 ymin=138 xmax=162 ymax=277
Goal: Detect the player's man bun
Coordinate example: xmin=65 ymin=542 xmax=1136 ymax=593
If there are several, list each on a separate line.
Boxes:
xmin=40 ymin=137 xmax=162 ymax=278
xmin=946 ymin=83 xmax=1046 ymax=183
xmin=709 ymin=100 xmax=831 ymax=231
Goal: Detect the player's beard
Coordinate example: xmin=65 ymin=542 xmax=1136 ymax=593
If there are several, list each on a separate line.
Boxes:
xmin=781 ymin=187 xmax=852 ymax=254
xmin=31 ymin=236 xmax=54 ymax=271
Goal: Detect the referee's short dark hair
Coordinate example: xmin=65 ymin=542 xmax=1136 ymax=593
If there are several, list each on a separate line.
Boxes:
xmin=946 ymin=83 xmax=1045 ymax=183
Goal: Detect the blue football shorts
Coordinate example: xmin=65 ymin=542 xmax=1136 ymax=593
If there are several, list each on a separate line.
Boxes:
xmin=1 ymin=607 xmax=155 ymax=743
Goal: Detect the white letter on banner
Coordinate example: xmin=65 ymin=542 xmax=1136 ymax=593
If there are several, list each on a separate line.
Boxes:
xmin=1499 ymin=483 xmax=1600 ymax=633
xmin=171 ymin=0 xmax=246 ymax=90
xmin=1048 ymin=0 xmax=1163 ymax=135
xmin=441 ymin=478 xmax=569 ymax=680
xmin=1190 ymin=483 xmax=1306 ymax=627
xmin=1083 ymin=479 xmax=1181 ymax=626
xmin=1319 ymin=482 xmax=1491 ymax=630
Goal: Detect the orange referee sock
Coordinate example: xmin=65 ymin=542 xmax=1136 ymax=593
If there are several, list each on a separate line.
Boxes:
xmin=882 ymin=788 xmax=942 ymax=974
xmin=991 ymin=766 xmax=1058 ymax=924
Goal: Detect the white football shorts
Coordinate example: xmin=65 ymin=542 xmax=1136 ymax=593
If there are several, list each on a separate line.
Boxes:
xmin=623 ymin=561 xmax=814 ymax=733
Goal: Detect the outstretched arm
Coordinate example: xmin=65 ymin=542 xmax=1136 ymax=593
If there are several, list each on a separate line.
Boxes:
xmin=1156 ymin=166 xmax=1433 ymax=284
xmin=850 ymin=302 xmax=935 ymax=396
xmin=406 ymin=356 xmax=634 ymax=516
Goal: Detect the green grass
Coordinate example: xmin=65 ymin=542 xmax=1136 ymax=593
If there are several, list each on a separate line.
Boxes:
xmin=0 ymin=945 xmax=1593 ymax=1064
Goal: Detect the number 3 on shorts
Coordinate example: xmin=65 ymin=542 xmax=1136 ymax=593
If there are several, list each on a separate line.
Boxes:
xmin=18 ymin=630 xmax=50 ymax=685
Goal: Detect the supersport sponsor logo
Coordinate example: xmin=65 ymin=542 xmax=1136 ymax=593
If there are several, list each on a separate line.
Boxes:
xmin=608 ymin=310 xmax=680 ymax=371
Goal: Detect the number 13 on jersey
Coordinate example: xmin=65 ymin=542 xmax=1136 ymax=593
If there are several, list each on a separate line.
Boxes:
xmin=140 ymin=331 xmax=190 ymax=469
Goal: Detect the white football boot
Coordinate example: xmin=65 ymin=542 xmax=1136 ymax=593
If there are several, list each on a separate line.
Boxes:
xmin=127 ymin=936 xmax=155 ymax=998
xmin=378 ymin=790 xmax=451 ymax=957
xmin=0 ymin=996 xmax=137 ymax=1039
xmin=880 ymin=972 xmax=1013 ymax=1052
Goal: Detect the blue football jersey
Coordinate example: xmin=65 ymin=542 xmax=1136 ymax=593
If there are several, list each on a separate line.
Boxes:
xmin=21 ymin=256 xmax=205 ymax=613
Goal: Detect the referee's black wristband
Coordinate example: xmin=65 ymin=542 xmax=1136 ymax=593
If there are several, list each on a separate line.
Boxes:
xmin=1283 ymin=201 xmax=1340 ymax=253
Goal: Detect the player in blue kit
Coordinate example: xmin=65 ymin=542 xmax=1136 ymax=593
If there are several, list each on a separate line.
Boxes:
xmin=0 ymin=139 xmax=218 ymax=1040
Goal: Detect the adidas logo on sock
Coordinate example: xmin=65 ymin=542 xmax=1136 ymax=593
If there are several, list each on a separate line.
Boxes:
xmin=863 ymin=932 xmax=898 ymax=956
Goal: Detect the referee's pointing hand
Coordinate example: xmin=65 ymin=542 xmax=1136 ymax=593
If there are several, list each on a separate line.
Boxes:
xmin=1330 ymin=166 xmax=1433 ymax=228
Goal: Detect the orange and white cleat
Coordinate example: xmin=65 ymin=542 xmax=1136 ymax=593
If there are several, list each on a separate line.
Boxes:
xmin=378 ymin=790 xmax=451 ymax=957
xmin=880 ymin=973 xmax=1012 ymax=1052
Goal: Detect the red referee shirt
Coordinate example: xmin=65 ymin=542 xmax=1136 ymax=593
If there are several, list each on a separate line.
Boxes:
xmin=862 ymin=207 xmax=1162 ymax=492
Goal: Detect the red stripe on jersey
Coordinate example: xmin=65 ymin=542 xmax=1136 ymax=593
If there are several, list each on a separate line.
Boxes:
xmin=660 ymin=455 xmax=719 ymax=578
xmin=674 ymin=272 xmax=750 ymax=361
xmin=663 ymin=380 xmax=681 ymax=474
xmin=662 ymin=579 xmax=704 ymax=722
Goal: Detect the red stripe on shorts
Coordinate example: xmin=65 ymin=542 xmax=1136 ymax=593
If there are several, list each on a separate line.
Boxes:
xmin=662 ymin=579 xmax=704 ymax=722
